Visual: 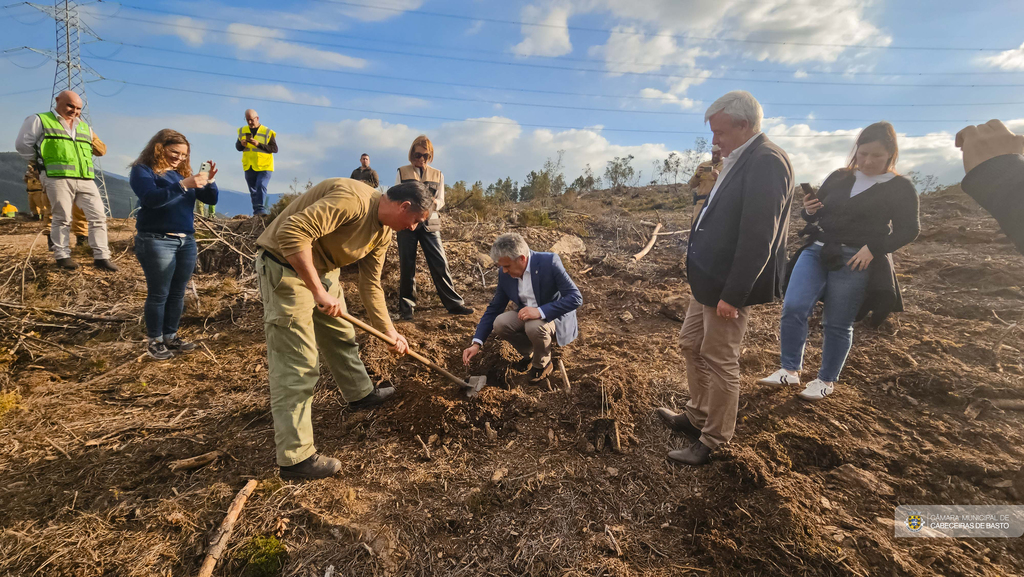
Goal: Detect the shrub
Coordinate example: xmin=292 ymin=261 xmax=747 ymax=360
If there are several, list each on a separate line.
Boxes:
xmin=236 ymin=535 xmax=287 ymax=577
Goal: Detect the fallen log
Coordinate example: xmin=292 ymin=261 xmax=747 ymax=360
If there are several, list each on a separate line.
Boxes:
xmin=197 ymin=479 xmax=259 ymax=577
xmin=632 ymin=223 xmax=663 ymax=261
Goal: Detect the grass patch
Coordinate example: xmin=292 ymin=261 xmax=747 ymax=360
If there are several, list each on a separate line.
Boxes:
xmin=237 ymin=535 xmax=288 ymax=577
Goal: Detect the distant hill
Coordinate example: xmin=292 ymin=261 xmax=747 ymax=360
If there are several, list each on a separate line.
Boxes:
xmin=0 ymin=152 xmax=279 ymax=218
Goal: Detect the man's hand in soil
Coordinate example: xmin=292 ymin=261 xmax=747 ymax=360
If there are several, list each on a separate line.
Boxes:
xmin=386 ymin=329 xmax=409 ymax=355
xmin=956 ymin=119 xmax=1024 ymax=174
xmin=463 ymin=343 xmax=481 ymax=365
xmin=518 ymin=306 xmax=542 ymax=321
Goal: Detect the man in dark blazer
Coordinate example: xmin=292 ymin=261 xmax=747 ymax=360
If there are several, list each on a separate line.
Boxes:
xmin=656 ymin=91 xmax=795 ymax=465
xmin=463 ymin=233 xmax=582 ymax=381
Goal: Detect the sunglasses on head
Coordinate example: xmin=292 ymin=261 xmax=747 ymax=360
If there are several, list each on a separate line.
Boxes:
xmin=412 ymin=152 xmax=430 ymax=160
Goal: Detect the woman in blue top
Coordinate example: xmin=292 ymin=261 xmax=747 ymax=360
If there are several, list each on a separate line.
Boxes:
xmin=129 ymin=129 xmax=218 ymax=360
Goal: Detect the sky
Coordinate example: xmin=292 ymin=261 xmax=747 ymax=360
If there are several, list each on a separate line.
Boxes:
xmin=2 ymin=0 xmax=1024 ymax=196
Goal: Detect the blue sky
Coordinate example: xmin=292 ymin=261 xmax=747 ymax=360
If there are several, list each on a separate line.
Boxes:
xmin=3 ymin=0 xmax=1024 ymax=195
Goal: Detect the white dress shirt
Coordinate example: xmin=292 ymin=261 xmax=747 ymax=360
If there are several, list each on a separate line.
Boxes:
xmin=694 ymin=132 xmax=762 ymax=229
xmin=15 ymin=113 xmax=95 ymax=164
xmin=472 ymin=253 xmax=546 ymax=346
xmin=395 ymin=167 xmax=446 ymax=211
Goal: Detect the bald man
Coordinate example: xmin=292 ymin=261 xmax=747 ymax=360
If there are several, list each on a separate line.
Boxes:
xmin=15 ymin=90 xmax=118 ymax=271
xmin=236 ymin=109 xmax=279 ymax=216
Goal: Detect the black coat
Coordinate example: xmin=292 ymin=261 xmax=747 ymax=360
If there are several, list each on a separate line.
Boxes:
xmin=961 ymin=153 xmax=1024 ymax=255
xmin=687 ymin=134 xmax=795 ymax=308
xmin=791 ymin=170 xmax=920 ymax=326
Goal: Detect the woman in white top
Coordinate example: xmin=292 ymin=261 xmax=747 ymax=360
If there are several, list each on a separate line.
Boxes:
xmin=759 ymin=122 xmax=920 ymax=400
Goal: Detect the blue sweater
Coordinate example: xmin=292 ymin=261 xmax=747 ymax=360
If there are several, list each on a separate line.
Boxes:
xmin=130 ymin=164 xmax=219 ymax=234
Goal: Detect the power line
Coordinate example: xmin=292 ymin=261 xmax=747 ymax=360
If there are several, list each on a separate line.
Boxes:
xmin=86 ymin=3 xmax=1024 ymax=77
xmin=86 ymin=55 xmax=1009 ymax=124
xmin=92 ymin=77 xmax=963 ymax=139
xmin=77 ymin=12 xmax=1024 ymax=88
xmin=82 ymin=41 xmax=1024 ymax=110
xmin=308 ymin=0 xmax=1016 ymax=52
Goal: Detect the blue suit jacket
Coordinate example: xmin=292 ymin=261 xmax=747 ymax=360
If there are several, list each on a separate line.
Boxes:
xmin=473 ymin=251 xmax=582 ymax=347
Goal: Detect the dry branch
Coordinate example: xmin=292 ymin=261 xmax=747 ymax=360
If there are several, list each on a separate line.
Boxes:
xmin=557 ymin=359 xmax=571 ymax=391
xmin=0 ymin=301 xmax=131 ymax=322
xmin=197 ymin=479 xmax=259 ymax=577
xmin=632 ymin=223 xmax=663 ymax=261
xmin=169 ymin=450 xmax=225 ymax=472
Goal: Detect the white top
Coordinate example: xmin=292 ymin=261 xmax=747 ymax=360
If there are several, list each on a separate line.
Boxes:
xmin=15 ymin=113 xmax=95 ymax=164
xmin=694 ymin=132 xmax=762 ymax=228
xmin=395 ymin=167 xmax=446 ymax=211
xmin=850 ymin=170 xmax=896 ymax=197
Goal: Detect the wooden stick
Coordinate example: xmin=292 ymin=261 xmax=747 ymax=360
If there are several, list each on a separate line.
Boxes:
xmin=632 ymin=223 xmax=663 ymax=261
xmin=0 ymin=301 xmax=131 ymax=322
xmin=338 ymin=310 xmax=471 ymax=388
xmin=557 ymin=359 xmax=571 ymax=391
xmin=21 ymin=231 xmax=44 ymax=303
xmin=169 ymin=450 xmax=225 ymax=472
xmin=197 ymin=479 xmax=259 ymax=577
xmin=991 ymin=399 xmax=1024 ymax=411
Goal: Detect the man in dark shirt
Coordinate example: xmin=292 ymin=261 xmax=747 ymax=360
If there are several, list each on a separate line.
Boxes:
xmin=350 ymin=153 xmax=380 ymax=189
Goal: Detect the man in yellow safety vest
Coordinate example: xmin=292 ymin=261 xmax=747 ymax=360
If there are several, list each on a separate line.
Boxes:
xmin=14 ymin=90 xmax=118 ymax=271
xmin=236 ymin=109 xmax=278 ymax=216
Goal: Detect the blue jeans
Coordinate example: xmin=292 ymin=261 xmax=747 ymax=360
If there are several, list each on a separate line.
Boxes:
xmin=244 ymin=169 xmax=273 ymax=215
xmin=134 ymin=233 xmax=197 ymax=340
xmin=780 ymin=243 xmax=869 ymax=382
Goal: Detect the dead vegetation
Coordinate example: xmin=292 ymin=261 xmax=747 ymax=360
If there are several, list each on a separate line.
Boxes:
xmin=0 ymin=184 xmax=1023 ymax=576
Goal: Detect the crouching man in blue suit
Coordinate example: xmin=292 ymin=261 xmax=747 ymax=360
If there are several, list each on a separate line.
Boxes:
xmin=463 ymin=233 xmax=583 ymax=381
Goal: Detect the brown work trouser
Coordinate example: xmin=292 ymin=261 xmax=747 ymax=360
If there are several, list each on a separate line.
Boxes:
xmin=679 ymin=296 xmax=750 ymax=450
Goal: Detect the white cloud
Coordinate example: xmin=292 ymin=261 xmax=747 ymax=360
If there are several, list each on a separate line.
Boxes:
xmin=589 ymin=26 xmax=703 ymax=75
xmin=332 ymin=0 xmax=424 ymax=22
xmin=639 ymin=88 xmax=697 ymax=110
xmin=170 ymin=16 xmax=205 ymax=46
xmin=225 ymin=24 xmax=367 ymax=69
xmin=794 ymin=70 xmax=808 ymax=78
xmin=466 ymin=20 xmax=485 ymax=35
xmin=981 ymin=42 xmax=1024 ymax=70
xmin=242 ymin=85 xmax=331 ymax=107
xmin=764 ymin=121 xmax=964 ymax=185
xmin=512 ymin=5 xmax=573 ymax=57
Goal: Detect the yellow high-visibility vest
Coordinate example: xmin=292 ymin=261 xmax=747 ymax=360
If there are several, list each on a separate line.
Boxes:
xmin=238 ymin=125 xmax=275 ymax=171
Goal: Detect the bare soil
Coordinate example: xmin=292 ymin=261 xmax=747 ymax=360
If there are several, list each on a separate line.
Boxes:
xmin=1 ymin=184 xmax=1023 ymax=576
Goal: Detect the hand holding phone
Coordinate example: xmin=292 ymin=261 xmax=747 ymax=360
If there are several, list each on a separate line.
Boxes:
xmin=199 ymin=161 xmax=212 ymax=176
xmin=801 ymin=183 xmax=823 ymax=215
xmin=800 ymin=182 xmax=816 ymax=199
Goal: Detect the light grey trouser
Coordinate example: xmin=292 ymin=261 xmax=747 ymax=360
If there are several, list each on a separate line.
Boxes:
xmin=43 ymin=176 xmax=110 ymax=260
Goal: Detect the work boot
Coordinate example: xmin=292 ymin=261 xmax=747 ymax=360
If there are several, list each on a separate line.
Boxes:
xmin=165 ymin=336 xmax=196 ymax=354
xmin=655 ymin=407 xmax=702 ymax=441
xmin=279 ymin=453 xmax=342 ymax=481
xmin=449 ymin=305 xmax=475 ymax=316
xmin=348 ymin=385 xmax=396 ymax=410
xmin=512 ymin=356 xmax=532 ymax=372
xmin=147 ymin=340 xmax=173 ymax=361
xmin=76 ymin=234 xmax=88 ymax=246
xmin=55 ymin=257 xmax=78 ymax=270
xmin=399 ymin=310 xmax=414 ymax=321
xmin=667 ymin=440 xmax=713 ymax=466
xmin=93 ymin=259 xmax=119 ymax=272
xmin=528 ymin=362 xmax=553 ymax=382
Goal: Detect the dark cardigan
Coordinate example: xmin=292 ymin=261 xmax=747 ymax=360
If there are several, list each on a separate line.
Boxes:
xmin=961 ymin=153 xmax=1024 ymax=255
xmin=790 ymin=170 xmax=920 ymax=326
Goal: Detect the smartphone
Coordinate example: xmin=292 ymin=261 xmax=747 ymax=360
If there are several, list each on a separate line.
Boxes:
xmin=701 ymin=166 xmax=713 ymax=174
xmin=800 ymin=183 xmax=816 ymax=199
xmin=199 ymin=161 xmax=212 ymax=176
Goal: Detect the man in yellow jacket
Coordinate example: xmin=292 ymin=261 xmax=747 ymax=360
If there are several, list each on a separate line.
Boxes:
xmin=236 ymin=109 xmax=278 ymax=216
xmin=1 ymin=201 xmax=17 ymax=218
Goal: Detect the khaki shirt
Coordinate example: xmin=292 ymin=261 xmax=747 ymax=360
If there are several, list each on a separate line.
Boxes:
xmin=257 ymin=178 xmax=394 ymax=332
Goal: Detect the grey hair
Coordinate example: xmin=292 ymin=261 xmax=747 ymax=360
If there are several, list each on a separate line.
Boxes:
xmin=704 ymin=91 xmax=763 ymax=133
xmin=490 ymin=233 xmax=530 ymax=262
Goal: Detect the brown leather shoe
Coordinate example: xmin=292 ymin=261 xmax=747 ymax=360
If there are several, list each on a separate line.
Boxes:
xmin=655 ymin=407 xmax=702 ymax=440
xmin=667 ymin=440 xmax=712 ymax=466
xmin=55 ymin=257 xmax=78 ymax=270
xmin=93 ymin=259 xmax=119 ymax=272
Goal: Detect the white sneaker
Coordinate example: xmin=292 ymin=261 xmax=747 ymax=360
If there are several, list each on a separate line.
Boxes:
xmin=758 ymin=369 xmax=800 ymax=387
xmin=797 ymin=378 xmax=834 ymax=401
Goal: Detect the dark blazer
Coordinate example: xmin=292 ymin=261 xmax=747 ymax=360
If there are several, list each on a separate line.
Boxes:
xmin=961 ymin=153 xmax=1024 ymax=255
xmin=686 ymin=133 xmax=795 ymax=307
xmin=473 ymin=251 xmax=582 ymax=346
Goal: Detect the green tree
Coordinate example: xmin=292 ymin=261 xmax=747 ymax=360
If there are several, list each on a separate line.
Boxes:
xmin=604 ymin=155 xmax=636 ymax=190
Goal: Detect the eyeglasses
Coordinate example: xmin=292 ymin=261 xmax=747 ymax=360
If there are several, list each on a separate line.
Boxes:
xmin=412 ymin=152 xmax=430 ymax=160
